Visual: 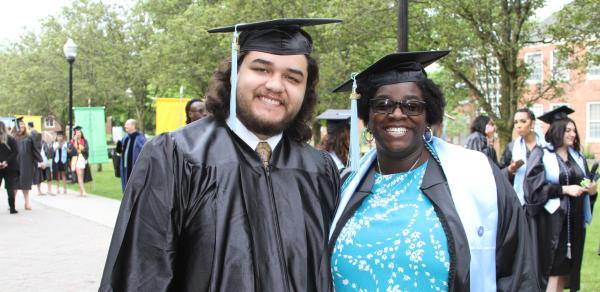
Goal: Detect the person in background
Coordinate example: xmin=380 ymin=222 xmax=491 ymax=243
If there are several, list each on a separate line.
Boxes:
xmin=185 ymin=98 xmax=208 ymax=124
xmin=29 ymin=121 xmax=45 ymax=194
xmin=34 ymin=137 xmax=54 ymax=195
xmin=330 ymin=51 xmax=537 ymax=291
xmin=499 ymin=108 xmax=546 ymax=205
xmin=525 ymin=106 xmax=596 ymax=292
xmin=465 ymin=114 xmax=498 ymax=165
xmin=52 ymin=131 xmax=68 ymax=194
xmin=13 ymin=118 xmax=42 ymax=210
xmin=119 ymin=119 xmax=146 ymax=192
xmin=70 ymin=126 xmax=92 ymax=196
xmin=317 ymin=109 xmax=351 ymax=171
xmin=0 ymin=121 xmax=20 ymax=214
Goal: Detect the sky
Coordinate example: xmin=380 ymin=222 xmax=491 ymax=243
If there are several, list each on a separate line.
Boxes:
xmin=0 ymin=0 xmax=572 ymax=46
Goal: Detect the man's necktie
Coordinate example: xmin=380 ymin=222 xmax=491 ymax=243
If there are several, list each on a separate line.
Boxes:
xmin=255 ymin=142 xmax=272 ymax=168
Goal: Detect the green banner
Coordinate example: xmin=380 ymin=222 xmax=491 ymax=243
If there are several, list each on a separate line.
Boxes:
xmin=74 ymin=107 xmax=109 ymax=164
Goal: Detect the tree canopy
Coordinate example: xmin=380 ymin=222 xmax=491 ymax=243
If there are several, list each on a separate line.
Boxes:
xmin=0 ymin=0 xmax=593 ymax=144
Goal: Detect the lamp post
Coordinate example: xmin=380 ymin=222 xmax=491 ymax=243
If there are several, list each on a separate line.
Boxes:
xmin=63 ymin=38 xmax=77 ymax=140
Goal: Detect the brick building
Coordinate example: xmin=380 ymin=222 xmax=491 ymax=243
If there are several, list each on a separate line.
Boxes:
xmin=521 ymin=43 xmax=600 ymax=157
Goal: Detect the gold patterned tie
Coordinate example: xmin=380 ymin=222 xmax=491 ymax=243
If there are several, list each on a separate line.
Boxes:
xmin=255 ymin=142 xmax=272 ymax=168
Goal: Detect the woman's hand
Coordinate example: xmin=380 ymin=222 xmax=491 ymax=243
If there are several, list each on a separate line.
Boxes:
xmin=562 ymin=185 xmax=585 ymax=197
xmin=508 ymin=159 xmax=525 ymax=174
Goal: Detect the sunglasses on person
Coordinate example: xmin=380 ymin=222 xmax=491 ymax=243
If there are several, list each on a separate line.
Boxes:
xmin=369 ymin=98 xmax=427 ymax=116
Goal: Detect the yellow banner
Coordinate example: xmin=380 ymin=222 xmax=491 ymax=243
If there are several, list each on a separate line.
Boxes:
xmin=15 ymin=115 xmax=42 ymax=132
xmin=155 ymin=97 xmax=191 ymax=134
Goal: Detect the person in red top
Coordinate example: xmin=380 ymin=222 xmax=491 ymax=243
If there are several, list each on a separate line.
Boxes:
xmin=69 ymin=126 xmax=92 ymax=196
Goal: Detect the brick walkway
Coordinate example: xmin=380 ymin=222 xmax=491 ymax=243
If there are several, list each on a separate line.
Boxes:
xmin=0 ymin=184 xmax=120 ymax=292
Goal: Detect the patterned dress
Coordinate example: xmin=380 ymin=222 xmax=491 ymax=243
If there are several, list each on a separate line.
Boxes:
xmin=332 ymin=162 xmax=450 ymax=291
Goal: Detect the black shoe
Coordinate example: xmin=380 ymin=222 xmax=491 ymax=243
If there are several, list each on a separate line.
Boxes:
xmin=10 ymin=209 xmax=18 ymax=214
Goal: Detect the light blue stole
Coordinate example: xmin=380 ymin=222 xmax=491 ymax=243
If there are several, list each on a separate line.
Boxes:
xmin=542 ymin=146 xmax=592 ymax=225
xmin=511 ymin=132 xmax=546 ymax=205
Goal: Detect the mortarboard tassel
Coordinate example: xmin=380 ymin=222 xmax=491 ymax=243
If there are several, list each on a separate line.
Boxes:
xmin=227 ymin=25 xmax=240 ymax=130
xmin=349 ymin=73 xmax=360 ymax=171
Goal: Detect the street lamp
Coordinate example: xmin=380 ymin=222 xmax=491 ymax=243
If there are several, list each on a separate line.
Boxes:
xmin=63 ymin=38 xmax=77 ymax=140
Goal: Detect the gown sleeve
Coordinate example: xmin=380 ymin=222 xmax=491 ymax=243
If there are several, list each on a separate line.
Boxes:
xmin=464 ymin=132 xmax=484 ymax=152
xmin=100 ymin=134 xmax=184 ymax=292
xmin=524 ymin=148 xmax=562 ymax=216
xmin=492 ymin=161 xmax=540 ymax=291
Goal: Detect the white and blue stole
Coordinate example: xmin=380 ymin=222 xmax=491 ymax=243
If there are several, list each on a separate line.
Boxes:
xmin=330 ymin=137 xmax=499 ymax=291
xmin=511 ymin=132 xmax=546 ymax=205
xmin=542 ymin=146 xmax=592 ymax=225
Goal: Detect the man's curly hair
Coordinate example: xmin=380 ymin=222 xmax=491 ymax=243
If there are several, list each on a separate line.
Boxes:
xmin=205 ymin=52 xmax=319 ymax=143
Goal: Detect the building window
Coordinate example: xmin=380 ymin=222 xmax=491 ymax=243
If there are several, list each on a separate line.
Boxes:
xmin=44 ymin=117 xmax=55 ymax=128
xmin=588 ymin=103 xmax=600 ymax=140
xmin=531 ymin=104 xmax=544 ymax=133
xmin=552 ymin=49 xmax=569 ymax=81
xmin=588 ymin=47 xmax=600 ymax=79
xmin=476 ymin=56 xmax=501 ymax=115
xmin=525 ymin=51 xmax=543 ymax=84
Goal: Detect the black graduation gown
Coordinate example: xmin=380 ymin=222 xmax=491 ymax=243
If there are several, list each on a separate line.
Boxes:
xmin=14 ymin=134 xmax=42 ymax=190
xmin=100 ymin=117 xmax=340 ymax=292
xmin=525 ymin=148 xmax=596 ymax=291
xmin=329 ymin=157 xmax=538 ymax=292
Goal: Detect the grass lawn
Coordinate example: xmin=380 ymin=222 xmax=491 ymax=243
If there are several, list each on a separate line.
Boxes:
xmin=67 ymin=162 xmax=123 ymax=200
xmin=581 ymin=204 xmax=600 ymax=290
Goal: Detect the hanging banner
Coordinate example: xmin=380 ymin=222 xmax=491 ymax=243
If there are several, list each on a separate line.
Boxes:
xmin=155 ymin=97 xmax=190 ymax=134
xmin=74 ymin=107 xmax=109 ymax=164
xmin=11 ymin=115 xmax=42 ymax=132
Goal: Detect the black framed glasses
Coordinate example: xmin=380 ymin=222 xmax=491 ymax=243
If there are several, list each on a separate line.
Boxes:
xmin=369 ymin=98 xmax=427 ymax=116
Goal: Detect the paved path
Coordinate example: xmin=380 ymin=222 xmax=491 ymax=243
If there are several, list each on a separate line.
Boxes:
xmin=0 ymin=184 xmax=121 ymax=292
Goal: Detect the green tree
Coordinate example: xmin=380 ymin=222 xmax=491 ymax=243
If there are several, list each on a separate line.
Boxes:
xmin=408 ymin=0 xmax=560 ymax=149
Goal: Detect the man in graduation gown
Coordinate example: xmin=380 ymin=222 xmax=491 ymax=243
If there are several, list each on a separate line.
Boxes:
xmin=99 ymin=18 xmax=341 ymax=292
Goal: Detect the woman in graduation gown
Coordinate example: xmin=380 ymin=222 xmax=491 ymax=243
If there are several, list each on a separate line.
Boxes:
xmin=499 ymin=108 xmax=547 ymax=204
xmin=525 ymin=106 xmax=596 ymax=292
xmin=328 ymin=51 xmax=538 ymax=291
xmin=464 ymin=114 xmax=499 ymax=165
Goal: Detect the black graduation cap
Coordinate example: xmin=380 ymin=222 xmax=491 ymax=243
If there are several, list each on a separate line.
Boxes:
xmin=317 ymin=109 xmax=351 ymax=134
xmin=208 ymin=18 xmax=341 ymax=55
xmin=56 ymin=130 xmax=65 ymax=135
xmin=16 ymin=116 xmax=24 ymax=122
xmin=537 ymin=105 xmax=574 ymax=124
xmin=332 ymin=50 xmax=450 ymax=93
xmin=73 ymin=125 xmax=83 ymax=131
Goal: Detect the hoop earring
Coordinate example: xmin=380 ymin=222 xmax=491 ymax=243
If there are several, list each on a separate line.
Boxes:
xmin=363 ymin=129 xmax=374 ymax=143
xmin=423 ymin=126 xmax=433 ymax=143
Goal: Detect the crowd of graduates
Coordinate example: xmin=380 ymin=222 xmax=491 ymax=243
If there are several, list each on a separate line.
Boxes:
xmin=0 ymin=118 xmax=92 ymax=214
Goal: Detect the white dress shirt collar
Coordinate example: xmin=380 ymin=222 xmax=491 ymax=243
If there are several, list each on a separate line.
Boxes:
xmin=227 ymin=117 xmax=282 ymax=151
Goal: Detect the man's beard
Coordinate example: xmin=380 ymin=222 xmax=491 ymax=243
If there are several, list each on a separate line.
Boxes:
xmin=237 ymin=105 xmax=297 ymax=138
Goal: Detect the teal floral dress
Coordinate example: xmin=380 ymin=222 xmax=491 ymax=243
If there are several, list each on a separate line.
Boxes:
xmin=331 ymin=162 xmax=450 ymax=291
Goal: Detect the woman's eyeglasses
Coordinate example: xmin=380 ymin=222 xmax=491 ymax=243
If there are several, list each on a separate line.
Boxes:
xmin=369 ymin=99 xmax=426 ymax=116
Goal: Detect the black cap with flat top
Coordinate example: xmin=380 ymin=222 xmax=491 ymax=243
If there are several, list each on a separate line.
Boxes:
xmin=208 ymin=18 xmax=341 ymax=55
xmin=317 ymin=109 xmax=351 ymax=134
xmin=537 ymin=105 xmax=575 ymax=124
xmin=332 ymin=50 xmax=450 ymax=93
